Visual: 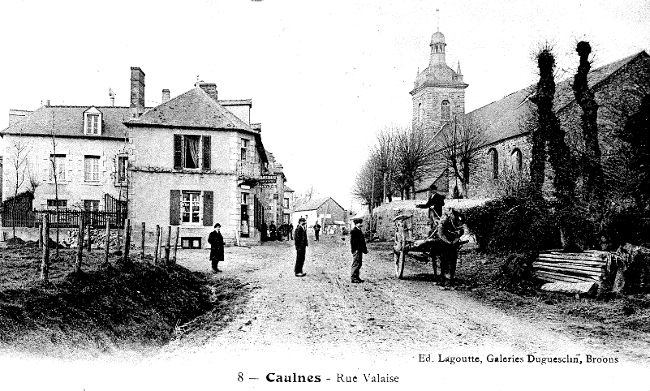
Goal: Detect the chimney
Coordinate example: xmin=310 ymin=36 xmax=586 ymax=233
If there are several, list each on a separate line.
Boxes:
xmin=198 ymin=82 xmax=218 ymax=101
xmin=45 ymin=99 xmax=50 ymax=106
xmin=109 ymin=88 xmax=116 ymax=106
xmin=130 ymin=67 xmax=146 ymax=118
xmin=162 ymin=89 xmax=170 ymax=103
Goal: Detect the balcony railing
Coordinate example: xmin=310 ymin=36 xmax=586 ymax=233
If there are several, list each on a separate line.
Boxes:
xmin=238 ymin=161 xmax=262 ymax=179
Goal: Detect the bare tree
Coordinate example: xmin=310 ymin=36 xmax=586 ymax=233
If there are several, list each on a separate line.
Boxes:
xmin=352 ymin=158 xmax=383 ymax=211
xmin=369 ymin=127 xmax=398 ymax=203
xmin=393 ymin=126 xmax=436 ymax=199
xmin=7 ymin=139 xmax=30 ymax=238
xmin=49 ymin=111 xmax=61 ymax=256
xmin=434 ymin=115 xmax=487 ymax=198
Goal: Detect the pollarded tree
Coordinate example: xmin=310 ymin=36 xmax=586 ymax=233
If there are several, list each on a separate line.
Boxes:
xmin=393 ymin=127 xmax=437 ymax=199
xmin=7 ymin=139 xmax=30 ymax=238
xmin=530 ymin=46 xmax=580 ymax=249
xmin=573 ymin=41 xmax=604 ymax=205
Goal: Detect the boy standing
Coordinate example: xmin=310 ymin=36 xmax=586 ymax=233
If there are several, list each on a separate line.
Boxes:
xmin=350 ymin=218 xmax=368 ymax=283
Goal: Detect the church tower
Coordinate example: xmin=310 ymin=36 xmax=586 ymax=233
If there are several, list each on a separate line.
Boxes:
xmin=410 ymin=29 xmax=468 ymax=137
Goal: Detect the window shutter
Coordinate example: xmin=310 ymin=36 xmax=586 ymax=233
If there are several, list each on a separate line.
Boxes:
xmin=202 ymin=135 xmax=211 ymax=171
xmin=173 ymin=135 xmax=182 ymax=170
xmin=170 ymin=190 xmax=180 ymax=225
xmin=203 ymin=190 xmax=213 ymax=227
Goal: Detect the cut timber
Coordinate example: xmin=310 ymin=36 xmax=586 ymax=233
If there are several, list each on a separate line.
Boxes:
xmin=535 ymin=250 xmax=610 ymax=285
xmin=540 ymin=281 xmax=597 ymax=295
xmin=534 ymin=270 xmax=597 ymax=283
xmin=533 ymin=262 xmax=604 ymax=275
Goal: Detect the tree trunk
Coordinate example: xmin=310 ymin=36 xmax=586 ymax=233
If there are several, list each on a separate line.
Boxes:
xmin=573 ymin=41 xmax=603 ymax=205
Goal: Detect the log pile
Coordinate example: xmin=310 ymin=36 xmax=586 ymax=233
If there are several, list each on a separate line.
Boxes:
xmin=533 ymin=250 xmax=611 ymax=284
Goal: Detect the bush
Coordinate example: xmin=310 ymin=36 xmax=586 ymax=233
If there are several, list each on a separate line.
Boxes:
xmin=601 ymin=206 xmax=650 ymax=250
xmin=464 ymin=195 xmax=560 ymax=254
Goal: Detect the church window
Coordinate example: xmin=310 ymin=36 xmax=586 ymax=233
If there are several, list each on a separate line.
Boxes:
xmin=511 ymin=149 xmax=522 ymax=172
xmin=418 ymin=103 xmax=423 ymax=124
xmin=489 ymin=148 xmax=499 ymax=179
xmin=441 ymin=100 xmax=451 ymax=121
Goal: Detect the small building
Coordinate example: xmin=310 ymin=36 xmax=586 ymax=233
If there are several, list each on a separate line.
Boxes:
xmin=292 ymin=197 xmax=346 ymax=232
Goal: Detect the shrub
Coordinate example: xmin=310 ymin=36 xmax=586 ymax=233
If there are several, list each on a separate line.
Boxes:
xmin=464 ymin=196 xmax=519 ymax=252
xmin=600 ymin=206 xmax=650 ymax=250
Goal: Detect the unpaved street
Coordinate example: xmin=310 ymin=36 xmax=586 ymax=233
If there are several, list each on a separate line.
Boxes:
xmin=138 ymin=235 xmax=649 ymax=391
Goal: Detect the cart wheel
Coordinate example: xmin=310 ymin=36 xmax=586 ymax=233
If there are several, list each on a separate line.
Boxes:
xmin=395 ymin=249 xmax=405 ymax=279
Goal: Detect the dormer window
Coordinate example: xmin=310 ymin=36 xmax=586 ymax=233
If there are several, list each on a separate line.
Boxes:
xmin=83 ymin=107 xmax=102 ymax=135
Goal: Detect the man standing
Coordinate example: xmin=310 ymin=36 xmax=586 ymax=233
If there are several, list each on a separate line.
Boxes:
xmin=350 ymin=217 xmax=368 ymax=283
xmin=294 ymin=217 xmax=308 ymax=277
xmin=288 ymin=222 xmax=294 ymax=240
xmin=313 ymin=221 xmax=321 ymax=241
xmin=207 ymin=223 xmax=224 ymax=273
xmin=437 ymin=209 xmax=464 ymax=286
xmin=417 ymin=184 xmax=445 ymax=225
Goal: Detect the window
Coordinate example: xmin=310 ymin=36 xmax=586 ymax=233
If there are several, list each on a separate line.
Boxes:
xmin=241 ymin=138 xmax=249 ymax=162
xmin=418 ymin=103 xmax=422 ymax=124
xmin=284 ymin=198 xmax=290 ymax=208
xmin=489 ymin=148 xmax=499 ymax=179
xmin=181 ymin=237 xmax=202 ymax=249
xmin=117 ymin=156 xmax=128 ymax=184
xmin=49 ymin=154 xmax=66 ymax=181
xmin=84 ymin=200 xmax=100 ymax=211
xmin=241 ymin=192 xmax=249 ymax=205
xmin=83 ymin=107 xmax=102 ymax=135
xmin=441 ymin=100 xmax=451 ymax=121
xmin=47 ymin=199 xmax=67 ymax=208
xmin=181 ymin=191 xmax=201 ymax=223
xmin=511 ymin=149 xmax=523 ymax=172
xmin=173 ymin=135 xmax=211 ymax=170
xmin=84 ymin=155 xmax=100 ymax=182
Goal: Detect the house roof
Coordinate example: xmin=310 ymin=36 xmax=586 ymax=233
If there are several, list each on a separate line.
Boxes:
xmin=468 ymin=51 xmax=649 ymax=146
xmin=1 ymin=105 xmax=131 ymax=139
xmin=126 ymin=87 xmax=255 ymax=132
xmin=284 ymin=186 xmax=295 ymax=193
xmin=294 ymin=197 xmax=345 ymax=212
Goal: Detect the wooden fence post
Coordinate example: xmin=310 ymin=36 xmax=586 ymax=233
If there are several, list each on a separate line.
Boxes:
xmin=122 ymin=219 xmax=131 ymax=262
xmin=87 ymin=220 xmax=92 ymax=253
xmin=104 ymin=219 xmax=111 ymax=265
xmin=141 ymin=222 xmax=146 ymax=262
xmin=40 ymin=215 xmax=49 ymax=281
xmin=164 ymin=226 xmax=172 ymax=265
xmin=38 ymin=219 xmax=43 ymax=249
xmin=154 ymin=225 xmax=160 ymax=265
xmin=173 ymin=226 xmax=180 ymax=264
xmin=75 ymin=217 xmax=83 ymax=273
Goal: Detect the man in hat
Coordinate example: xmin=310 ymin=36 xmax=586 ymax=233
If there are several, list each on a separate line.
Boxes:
xmin=207 ymin=223 xmax=224 ymax=272
xmin=350 ymin=217 xmax=368 ymax=283
xmin=294 ymin=217 xmax=308 ymax=277
xmin=417 ymin=184 xmax=445 ymax=225
xmin=437 ymin=208 xmax=464 ymax=286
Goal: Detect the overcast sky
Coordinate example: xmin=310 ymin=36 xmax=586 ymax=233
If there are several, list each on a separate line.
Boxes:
xmin=1 ymin=0 xmax=648 ymax=210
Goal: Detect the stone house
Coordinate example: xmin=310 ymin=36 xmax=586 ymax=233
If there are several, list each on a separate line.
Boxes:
xmin=0 ymin=101 xmax=131 ymax=213
xmin=125 ymin=69 xmax=269 ymax=247
xmin=259 ymin=150 xmax=288 ymax=227
xmin=283 ymin=186 xmax=295 ymax=225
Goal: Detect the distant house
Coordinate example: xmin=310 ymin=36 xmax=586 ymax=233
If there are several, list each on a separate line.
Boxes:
xmin=292 ymin=197 xmax=346 ymax=230
xmin=260 ymin=150 xmax=288 ymax=227
xmin=283 ymin=186 xmax=295 ymax=225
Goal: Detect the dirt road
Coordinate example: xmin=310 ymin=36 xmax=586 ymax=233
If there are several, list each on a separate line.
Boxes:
xmin=137 ymin=235 xmax=649 ymax=391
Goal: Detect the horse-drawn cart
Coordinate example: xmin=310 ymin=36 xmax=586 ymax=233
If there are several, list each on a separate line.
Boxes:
xmin=392 ymin=214 xmax=465 ymax=282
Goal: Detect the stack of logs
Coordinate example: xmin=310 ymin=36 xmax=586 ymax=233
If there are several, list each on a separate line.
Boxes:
xmin=533 ymin=250 xmax=611 ymax=284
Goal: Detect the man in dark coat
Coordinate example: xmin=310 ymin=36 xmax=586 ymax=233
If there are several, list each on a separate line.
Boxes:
xmin=417 ymin=184 xmax=445 ymax=224
xmin=294 ymin=218 xmax=308 ymax=277
xmin=350 ymin=217 xmax=368 ymax=283
xmin=313 ymin=222 xmax=321 ymax=241
xmin=437 ymin=209 xmax=464 ymax=286
xmin=208 ymin=223 xmax=224 ymax=272
xmin=260 ymin=222 xmax=268 ymax=242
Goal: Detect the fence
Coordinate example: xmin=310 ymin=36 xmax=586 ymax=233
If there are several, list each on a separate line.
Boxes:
xmin=2 ymin=209 xmax=126 ymax=229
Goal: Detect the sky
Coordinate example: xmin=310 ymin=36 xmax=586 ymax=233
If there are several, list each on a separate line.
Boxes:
xmin=1 ymin=0 xmax=649 ymax=211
